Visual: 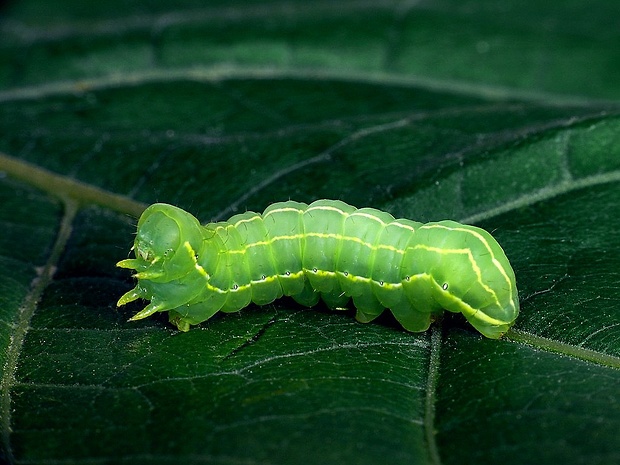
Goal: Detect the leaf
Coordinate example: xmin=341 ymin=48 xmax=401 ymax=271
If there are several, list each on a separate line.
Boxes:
xmin=0 ymin=1 xmax=619 ymax=464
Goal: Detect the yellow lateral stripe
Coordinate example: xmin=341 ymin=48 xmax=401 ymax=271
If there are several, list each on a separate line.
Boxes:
xmin=202 ymin=264 xmax=509 ymax=326
xmin=204 ymin=269 xmax=404 ymax=294
xmin=455 ymin=298 xmax=510 ymax=325
xmin=204 ymin=270 xmax=305 ymax=294
xmin=409 ymin=273 xmax=509 ymax=326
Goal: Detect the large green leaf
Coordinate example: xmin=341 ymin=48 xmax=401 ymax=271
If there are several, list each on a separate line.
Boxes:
xmin=0 ymin=1 xmax=619 ymax=464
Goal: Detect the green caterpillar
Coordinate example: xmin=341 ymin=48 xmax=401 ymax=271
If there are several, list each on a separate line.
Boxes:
xmin=117 ymin=200 xmax=519 ymax=338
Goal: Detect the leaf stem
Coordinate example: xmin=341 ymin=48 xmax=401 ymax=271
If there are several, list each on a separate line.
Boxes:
xmin=0 ymin=199 xmax=78 ymax=464
xmin=0 ymin=152 xmax=147 ymax=218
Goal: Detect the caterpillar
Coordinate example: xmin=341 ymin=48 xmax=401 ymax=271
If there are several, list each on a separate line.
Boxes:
xmin=117 ymin=199 xmax=519 ymax=338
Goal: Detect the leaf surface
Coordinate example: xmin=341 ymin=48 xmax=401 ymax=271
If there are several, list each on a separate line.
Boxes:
xmin=0 ymin=1 xmax=619 ymax=464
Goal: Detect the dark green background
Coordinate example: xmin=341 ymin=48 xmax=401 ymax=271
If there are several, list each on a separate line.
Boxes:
xmin=0 ymin=1 xmax=619 ymax=464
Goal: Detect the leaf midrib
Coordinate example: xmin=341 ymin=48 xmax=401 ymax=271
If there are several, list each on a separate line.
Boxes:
xmin=0 ymin=199 xmax=78 ymax=464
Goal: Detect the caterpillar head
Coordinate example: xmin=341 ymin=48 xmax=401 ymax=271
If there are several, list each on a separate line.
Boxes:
xmin=117 ymin=203 xmax=208 ymax=322
xmin=412 ymin=221 xmax=519 ymax=339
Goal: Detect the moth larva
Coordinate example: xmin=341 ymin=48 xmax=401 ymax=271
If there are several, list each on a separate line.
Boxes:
xmin=117 ymin=200 xmax=519 ymax=338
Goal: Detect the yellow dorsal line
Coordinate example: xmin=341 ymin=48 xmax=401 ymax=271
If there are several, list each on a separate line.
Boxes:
xmin=349 ymin=211 xmax=390 ymax=224
xmin=212 ymin=206 xmax=420 ymax=257
xmin=390 ymin=221 xmax=417 ymax=233
xmin=263 ymin=206 xmax=305 ymax=217
xmin=305 ymin=205 xmax=349 ymax=215
xmin=231 ymin=214 xmax=262 ymax=227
